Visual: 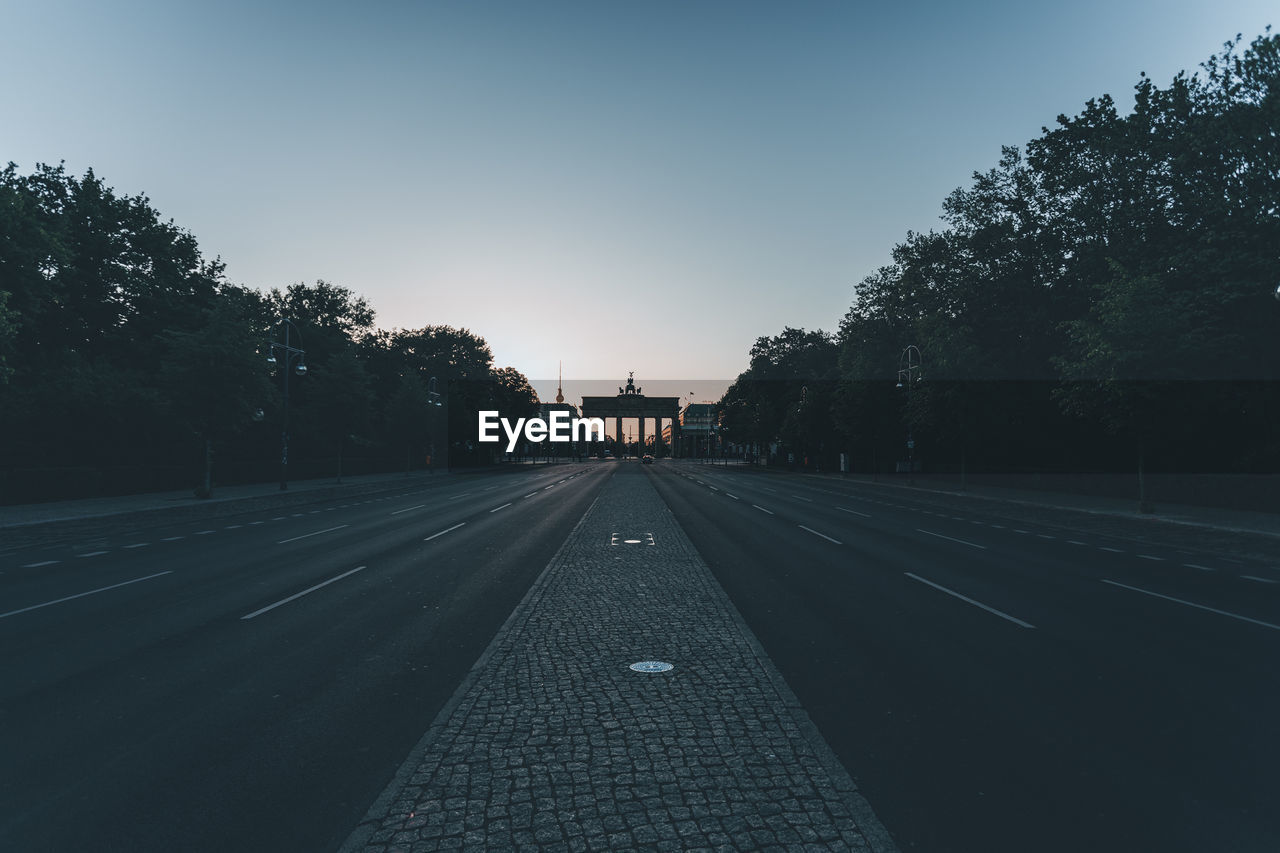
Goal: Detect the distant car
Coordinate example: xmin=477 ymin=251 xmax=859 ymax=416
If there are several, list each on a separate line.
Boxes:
xmin=641 ymin=454 xmax=654 ymax=464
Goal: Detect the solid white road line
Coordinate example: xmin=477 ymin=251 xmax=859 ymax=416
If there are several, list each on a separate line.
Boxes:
xmin=916 ymin=528 xmax=987 ymax=550
xmin=424 ymin=522 xmax=466 ymax=541
xmin=240 ymin=566 xmax=366 ymax=621
xmin=905 ymin=572 xmax=1035 ymax=628
xmin=752 ymin=505 xmax=774 ymax=515
xmin=490 ymin=503 xmax=512 ymax=513
xmin=276 ymin=524 xmax=348 ymax=545
xmin=798 ymin=525 xmax=842 ymax=545
xmin=1 ymin=571 xmax=174 ymax=620
xmin=836 ymin=506 xmax=870 ymax=518
xmin=1101 ymin=579 xmax=1280 ymax=631
xmin=391 ymin=504 xmax=426 ymax=515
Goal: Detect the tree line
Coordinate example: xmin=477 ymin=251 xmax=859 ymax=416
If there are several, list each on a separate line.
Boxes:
xmin=0 ymin=163 xmax=539 ymax=502
xmin=719 ymin=32 xmax=1280 ymax=505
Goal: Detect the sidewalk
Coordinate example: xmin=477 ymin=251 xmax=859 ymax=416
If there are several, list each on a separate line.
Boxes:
xmin=819 ymin=472 xmax=1280 ymax=541
xmin=0 ymin=470 xmax=436 ymax=530
xmin=342 ymin=469 xmax=897 ymax=852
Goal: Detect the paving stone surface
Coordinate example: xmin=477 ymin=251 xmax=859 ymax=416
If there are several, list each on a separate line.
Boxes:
xmin=344 ymin=467 xmax=896 ymax=852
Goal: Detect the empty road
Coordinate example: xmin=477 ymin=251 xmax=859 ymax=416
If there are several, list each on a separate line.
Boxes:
xmin=3 ymin=460 xmax=1278 ymax=851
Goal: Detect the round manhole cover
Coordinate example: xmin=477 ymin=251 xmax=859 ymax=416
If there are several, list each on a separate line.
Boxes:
xmin=629 ymin=661 xmax=674 ymax=673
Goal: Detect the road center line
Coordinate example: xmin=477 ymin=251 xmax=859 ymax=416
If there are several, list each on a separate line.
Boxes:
xmin=752 ymin=504 xmax=774 ymax=515
xmin=798 ymin=525 xmax=842 ymax=544
xmin=836 ymin=506 xmax=870 ymax=517
xmin=1101 ymin=579 xmax=1280 ymax=631
xmin=905 ymin=572 xmax=1035 ymax=628
xmin=425 ymin=522 xmax=466 ymax=541
xmin=240 ymin=566 xmax=366 ymax=621
xmin=1 ymin=571 xmax=174 ymax=620
xmin=490 ymin=503 xmax=512 ymax=513
xmin=276 ymin=524 xmax=348 ymax=545
xmin=916 ymin=528 xmax=987 ymax=550
xmin=391 ymin=504 xmax=426 ymax=515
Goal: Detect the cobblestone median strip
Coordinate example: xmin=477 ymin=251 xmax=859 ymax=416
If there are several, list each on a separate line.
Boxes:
xmin=343 ymin=472 xmax=897 ymax=852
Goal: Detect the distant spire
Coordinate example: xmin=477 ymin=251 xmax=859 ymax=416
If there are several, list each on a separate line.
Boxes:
xmin=555 ymin=361 xmax=564 ymax=403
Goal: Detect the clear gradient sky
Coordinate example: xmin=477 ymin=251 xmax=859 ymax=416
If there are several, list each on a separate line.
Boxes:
xmin=2 ymin=0 xmax=1273 ymax=397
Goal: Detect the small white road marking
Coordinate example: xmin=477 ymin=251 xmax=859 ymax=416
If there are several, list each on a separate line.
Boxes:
xmin=1067 ymin=540 xmax=1088 ymax=546
xmin=391 ymin=504 xmax=426 ymax=515
xmin=1100 ymin=547 xmax=1124 ymax=553
xmin=1102 ymin=579 xmax=1280 ymax=631
xmin=162 ymin=536 xmax=183 ymax=541
xmin=250 ymin=521 xmax=264 ymax=526
xmin=725 ymin=493 xmax=740 ymax=500
xmin=1 ymin=571 xmax=173 ymax=620
xmin=225 ymin=524 xmax=243 ymax=530
xmin=241 ymin=566 xmax=366 ymax=620
xmin=752 ymin=505 xmax=774 ymax=515
xmin=1242 ymin=575 xmax=1278 ymax=584
xmin=1012 ymin=529 xmax=1030 ymax=534
xmin=989 ymin=524 xmax=1005 ymax=529
xmin=709 ymin=485 xmax=719 ymax=491
xmin=424 ymin=522 xmax=466 ymax=541
xmin=22 ymin=560 xmax=60 ymax=568
xmin=123 ymin=543 xmax=150 ymax=549
xmin=447 ymin=493 xmax=472 ymax=501
xmin=489 ymin=503 xmax=512 ymax=513
xmin=276 ymin=524 xmax=348 ymax=545
xmin=195 ymin=530 xmax=215 ymax=535
xmin=78 ymin=551 xmax=109 ymax=558
xmin=1036 ymin=534 xmax=1056 ymax=540
xmin=916 ymin=529 xmax=987 ymax=550
xmin=836 ymin=506 xmax=870 ymax=518
xmin=1137 ymin=554 xmax=1164 ymax=561
xmin=790 ymin=495 xmax=813 ymax=502
xmin=905 ymin=573 xmax=1034 ymax=628
xmin=798 ymin=525 xmax=842 ymax=544
xmin=1184 ymin=563 xmax=1215 ymax=571
xmin=524 ymin=492 xmax=538 ymax=499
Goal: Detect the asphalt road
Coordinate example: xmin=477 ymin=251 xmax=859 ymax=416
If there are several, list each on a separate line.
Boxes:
xmin=649 ymin=462 xmax=1280 ymax=853
xmin=0 ymin=463 xmax=606 ymax=852
xmin=4 ymin=459 xmax=1279 ymax=852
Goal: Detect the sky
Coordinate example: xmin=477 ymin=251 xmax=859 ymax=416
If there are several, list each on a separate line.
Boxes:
xmin=2 ymin=0 xmax=1274 ymax=402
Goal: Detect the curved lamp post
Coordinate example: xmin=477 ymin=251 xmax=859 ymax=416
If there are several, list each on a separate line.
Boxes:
xmin=267 ymin=319 xmax=307 ymax=490
xmin=896 ymin=345 xmax=922 ymax=483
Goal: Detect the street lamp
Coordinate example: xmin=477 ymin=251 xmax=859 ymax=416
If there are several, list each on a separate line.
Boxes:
xmin=426 ymin=376 xmax=443 ymax=473
xmin=897 ymin=345 xmax=922 ymax=484
xmin=267 ymin=319 xmax=307 ymax=490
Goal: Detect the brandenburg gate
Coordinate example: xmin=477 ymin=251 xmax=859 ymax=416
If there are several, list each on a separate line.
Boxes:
xmin=580 ymin=373 xmax=681 ymax=456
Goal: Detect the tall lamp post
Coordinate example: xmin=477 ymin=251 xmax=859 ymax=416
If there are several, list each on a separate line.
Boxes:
xmin=267 ymin=319 xmax=307 ymax=490
xmin=896 ymin=345 xmax=922 ymax=484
